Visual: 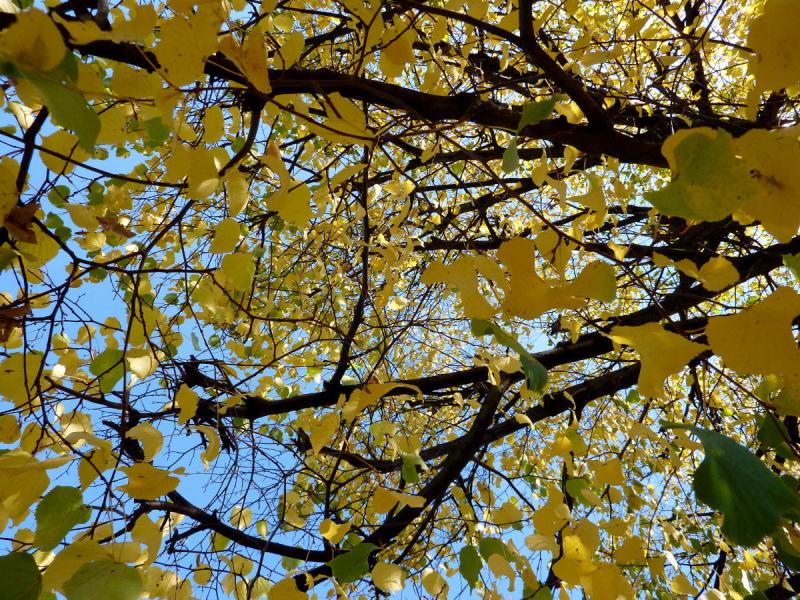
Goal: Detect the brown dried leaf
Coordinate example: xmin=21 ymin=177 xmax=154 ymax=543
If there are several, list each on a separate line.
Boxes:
xmin=4 ymin=202 xmax=39 ymax=244
xmin=0 ymin=303 xmax=31 ymax=343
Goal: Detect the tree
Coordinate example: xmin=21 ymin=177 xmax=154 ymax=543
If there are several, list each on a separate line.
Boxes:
xmin=2 ymin=0 xmax=800 ymax=597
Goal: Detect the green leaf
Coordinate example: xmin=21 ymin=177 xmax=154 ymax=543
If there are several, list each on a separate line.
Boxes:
xmin=477 ymin=537 xmax=513 ymax=562
xmin=458 ymin=545 xmax=481 ymax=589
xmin=565 ymin=476 xmax=591 ymax=503
xmin=401 ymin=454 xmax=419 ymax=484
xmin=142 ymin=117 xmax=170 ymax=147
xmin=470 ymin=319 xmax=548 ymax=391
xmin=89 ymin=348 xmax=125 ymax=393
xmin=23 ymin=70 xmax=99 ymax=152
xmin=502 ymin=138 xmax=519 ymax=173
xmin=327 ymin=542 xmax=378 ymax=584
xmin=773 ymin=531 xmax=800 ymax=570
xmin=672 ymin=425 xmax=800 ymax=546
xmin=34 ymin=486 xmax=91 ymax=551
xmin=784 ymin=253 xmax=800 ymax=282
xmin=757 ymin=415 xmax=795 ymax=460
xmin=47 ymin=185 xmax=70 ymax=208
xmin=0 ymin=552 xmax=42 ymax=600
xmin=517 ymin=96 xmax=562 ymax=132
xmin=63 ymin=560 xmax=143 ymax=600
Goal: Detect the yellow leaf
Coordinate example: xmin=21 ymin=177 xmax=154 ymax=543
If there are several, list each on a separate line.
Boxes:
xmin=533 ymin=493 xmax=570 ymax=536
xmin=230 ymin=505 xmax=252 ymax=529
xmin=119 ymin=463 xmax=180 ymax=500
xmin=614 ymin=536 xmax=646 ymax=564
xmin=220 ymin=252 xmax=255 ymax=291
xmin=669 ymin=573 xmax=698 ymax=595
xmin=0 ymin=450 xmax=69 ymax=525
xmin=371 ymin=562 xmax=405 ymax=594
xmin=193 ymin=564 xmax=212 ymax=586
xmin=319 ymin=518 xmax=351 ymax=544
xmin=42 ymin=538 xmax=108 ymax=592
xmin=706 ymin=287 xmax=800 ymax=377
xmin=697 ymin=256 xmax=739 ymax=291
xmin=552 ymin=534 xmax=595 ymax=585
xmin=155 ymin=9 xmax=220 ymax=86
xmin=132 ymin=514 xmax=162 ymax=565
xmin=41 ymin=131 xmax=89 ymax=175
xmin=747 ymin=0 xmax=800 ymax=92
xmin=585 ymin=564 xmax=635 ymax=600
xmin=268 ymin=180 xmax=312 ymax=227
xmin=487 ymin=553 xmax=515 ymax=582
xmin=307 ymin=93 xmax=373 ymax=144
xmin=309 ymin=412 xmax=339 ymax=454
xmin=592 ymin=458 xmax=624 ymax=486
xmin=175 ymin=383 xmax=199 ymax=425
xmin=421 ymin=256 xmax=495 ymax=319
xmin=268 ymin=578 xmax=307 ymax=600
xmin=610 ymin=323 xmax=706 ymax=398
xmin=127 ymin=422 xmax=163 ymax=461
xmin=209 ymin=217 xmax=241 ymax=254
xmin=225 ymin=170 xmax=250 ymax=216
xmin=193 ymin=424 xmax=221 ymax=469
xmin=566 ymin=261 xmax=617 ymax=302
xmin=126 ymin=350 xmax=160 ymax=380
xmin=0 ymin=157 xmax=19 ymax=222
xmin=369 ymin=486 xmax=426 ymax=514
xmin=0 ymin=414 xmax=20 ymax=443
xmin=219 ymin=32 xmax=271 ymax=94
xmin=0 ymin=9 xmax=66 ymax=72
xmin=421 ymin=568 xmax=448 ymax=597
xmin=491 ymin=500 xmax=522 ymax=527
xmin=276 ymin=31 xmax=304 ymax=68
xmin=203 ymin=106 xmax=225 ymax=142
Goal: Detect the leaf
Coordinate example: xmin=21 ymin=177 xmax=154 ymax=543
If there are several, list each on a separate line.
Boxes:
xmin=673 ymin=426 xmax=800 ymax=546
xmin=371 ymin=562 xmax=405 ymax=594
xmin=193 ymin=424 xmax=221 ymax=469
xmin=697 ymin=256 xmax=739 ymax=291
xmin=401 ymin=454 xmax=419 ymax=484
xmin=502 ymin=138 xmax=519 ymax=173
xmin=478 ymin=537 xmax=514 ymax=562
xmin=88 ymin=348 xmax=124 ymax=393
xmin=126 ymin=423 xmax=163 ymax=462
xmin=517 ymin=96 xmax=561 ymax=132
xmin=209 ymin=217 xmax=241 ymax=254
xmin=319 ymin=519 xmax=351 ymax=544
xmin=23 ymin=69 xmax=99 ymax=151
xmin=268 ymin=578 xmax=307 ymax=600
xmin=707 ymin=287 xmax=800 ymax=377
xmin=459 ymin=545 xmax=482 ymax=589
xmin=0 ymin=9 xmax=66 ymax=71
xmin=747 ymin=0 xmax=800 ymax=92
xmin=645 ymin=128 xmax=754 ymax=222
xmin=327 ymin=542 xmax=378 ymax=584
xmin=757 ymin=415 xmax=795 ymax=460
xmin=175 ymin=383 xmax=199 ymax=425
xmin=118 ymin=463 xmax=179 ymax=500
xmin=610 ymin=323 xmax=706 ymax=399
xmin=470 ymin=319 xmax=548 ymax=391
xmin=4 ymin=202 xmax=38 ymax=243
xmin=34 ymin=486 xmax=90 ymax=551
xmin=0 ymin=552 xmax=42 ymax=600
xmin=491 ymin=500 xmax=522 ymax=527
xmin=220 ymin=252 xmax=255 ymax=291
xmin=63 ymin=559 xmax=143 ymax=600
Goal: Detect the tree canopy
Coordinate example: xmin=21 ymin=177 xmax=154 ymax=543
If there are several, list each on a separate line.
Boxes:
xmin=2 ymin=0 xmax=800 ymax=597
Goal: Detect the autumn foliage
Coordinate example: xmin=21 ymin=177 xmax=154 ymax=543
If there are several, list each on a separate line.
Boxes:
xmin=2 ymin=0 xmax=800 ymax=598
